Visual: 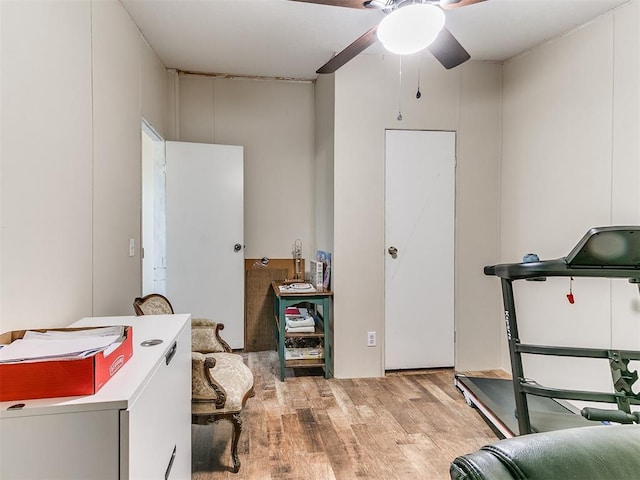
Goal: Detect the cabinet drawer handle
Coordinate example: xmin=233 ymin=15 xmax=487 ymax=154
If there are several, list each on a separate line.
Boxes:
xmin=165 ymin=341 xmax=177 ymax=365
xmin=165 ymin=445 xmax=176 ymax=479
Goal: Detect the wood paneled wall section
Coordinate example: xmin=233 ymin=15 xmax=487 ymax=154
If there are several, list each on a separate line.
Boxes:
xmin=244 ymin=259 xmax=305 ymax=352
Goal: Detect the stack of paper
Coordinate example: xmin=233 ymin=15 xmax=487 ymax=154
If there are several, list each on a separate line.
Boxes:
xmin=279 ymin=283 xmax=316 ymax=292
xmin=285 ymin=347 xmax=323 ymax=360
xmin=0 ymin=326 xmax=125 ymax=364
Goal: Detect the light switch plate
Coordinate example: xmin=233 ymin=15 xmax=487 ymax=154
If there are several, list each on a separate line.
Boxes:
xmin=129 ymin=238 xmax=135 ymax=257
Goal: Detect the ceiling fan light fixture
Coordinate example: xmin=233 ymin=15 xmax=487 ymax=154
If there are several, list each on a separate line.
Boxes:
xmin=365 ymin=0 xmax=392 ymax=8
xmin=377 ymin=3 xmax=445 ymax=55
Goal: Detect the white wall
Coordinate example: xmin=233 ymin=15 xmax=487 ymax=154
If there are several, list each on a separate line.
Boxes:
xmin=331 ymin=54 xmax=502 ymax=377
xmin=0 ymin=2 xmax=3 ymax=328
xmin=0 ymin=1 xmax=167 ymax=332
xmin=166 ymin=74 xmax=316 ymax=262
xmin=92 ymin=1 xmax=143 ymax=316
xmin=333 ymin=55 xmax=387 ymax=378
xmin=314 ymin=74 xmax=335 ymax=256
xmin=500 ymin=2 xmax=640 ymax=392
xmin=456 ymin=61 xmax=503 ymax=372
xmin=1 ymin=1 xmax=93 ymax=331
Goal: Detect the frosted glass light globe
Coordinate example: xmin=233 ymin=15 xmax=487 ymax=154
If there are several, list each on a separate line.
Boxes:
xmin=377 ymin=4 xmax=445 ymax=55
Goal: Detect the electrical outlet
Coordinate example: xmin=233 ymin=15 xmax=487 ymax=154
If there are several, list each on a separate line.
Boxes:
xmin=367 ymin=331 xmax=376 ymax=347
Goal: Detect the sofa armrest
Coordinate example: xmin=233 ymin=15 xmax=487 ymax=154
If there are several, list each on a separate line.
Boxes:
xmin=451 ymin=425 xmax=640 ymax=480
xmin=450 ymin=450 xmax=514 ymax=480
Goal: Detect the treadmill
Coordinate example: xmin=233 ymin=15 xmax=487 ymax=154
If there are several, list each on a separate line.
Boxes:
xmin=455 ymin=226 xmax=640 ymax=437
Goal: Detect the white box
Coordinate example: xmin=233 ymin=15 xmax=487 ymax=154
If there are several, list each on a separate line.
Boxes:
xmin=309 ymin=260 xmax=324 ymax=289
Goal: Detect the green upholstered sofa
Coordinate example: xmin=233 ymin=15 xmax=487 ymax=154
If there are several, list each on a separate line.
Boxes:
xmin=450 ymin=425 xmax=640 ymax=480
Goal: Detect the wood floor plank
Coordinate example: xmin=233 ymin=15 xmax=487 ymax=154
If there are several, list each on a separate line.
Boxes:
xmin=192 ymin=351 xmax=500 ymax=479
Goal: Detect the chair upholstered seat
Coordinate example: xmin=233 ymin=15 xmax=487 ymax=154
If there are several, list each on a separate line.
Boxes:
xmin=192 ymin=352 xmax=254 ymax=414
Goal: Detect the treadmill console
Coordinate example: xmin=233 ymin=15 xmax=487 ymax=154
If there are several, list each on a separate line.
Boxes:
xmin=565 ymin=226 xmax=640 ymax=269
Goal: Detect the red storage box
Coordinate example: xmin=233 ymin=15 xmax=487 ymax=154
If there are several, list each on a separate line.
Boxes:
xmin=0 ymin=326 xmax=133 ymax=402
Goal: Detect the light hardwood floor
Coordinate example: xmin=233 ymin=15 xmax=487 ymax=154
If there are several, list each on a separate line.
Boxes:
xmin=192 ymin=351 xmax=502 ymax=479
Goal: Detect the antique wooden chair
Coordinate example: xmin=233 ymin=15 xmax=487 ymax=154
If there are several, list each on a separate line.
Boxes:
xmin=133 ymin=293 xmax=254 ymax=473
xmin=133 ymin=293 xmax=175 ymax=316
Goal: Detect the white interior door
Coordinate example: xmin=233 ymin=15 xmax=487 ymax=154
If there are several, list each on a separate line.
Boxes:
xmin=165 ymin=141 xmax=245 ymax=348
xmin=385 ymin=130 xmax=455 ymax=370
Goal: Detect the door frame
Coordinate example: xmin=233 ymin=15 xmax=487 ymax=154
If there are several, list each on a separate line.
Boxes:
xmin=384 ymin=129 xmax=456 ymax=370
xmin=141 ymin=119 xmax=166 ymax=296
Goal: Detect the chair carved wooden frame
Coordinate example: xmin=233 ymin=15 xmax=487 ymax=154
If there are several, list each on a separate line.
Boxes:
xmin=133 ymin=293 xmax=254 ymax=473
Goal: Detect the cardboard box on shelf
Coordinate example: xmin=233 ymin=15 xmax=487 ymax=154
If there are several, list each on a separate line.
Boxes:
xmin=0 ymin=326 xmax=133 ymax=402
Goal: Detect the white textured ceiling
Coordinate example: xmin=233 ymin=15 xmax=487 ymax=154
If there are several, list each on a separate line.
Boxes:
xmin=121 ymin=0 xmax=629 ymax=80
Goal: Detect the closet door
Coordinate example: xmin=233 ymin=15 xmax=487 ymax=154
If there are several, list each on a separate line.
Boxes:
xmin=166 ymin=141 xmax=245 ymax=348
xmin=385 ymin=130 xmax=455 ymax=370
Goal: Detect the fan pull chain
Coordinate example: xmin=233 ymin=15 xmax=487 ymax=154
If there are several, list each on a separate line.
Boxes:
xmin=416 ymin=56 xmax=422 ymax=99
xmin=397 ymin=56 xmax=403 ymax=121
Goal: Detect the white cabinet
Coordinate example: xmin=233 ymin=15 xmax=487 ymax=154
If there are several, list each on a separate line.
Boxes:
xmin=0 ymin=314 xmax=191 ymax=480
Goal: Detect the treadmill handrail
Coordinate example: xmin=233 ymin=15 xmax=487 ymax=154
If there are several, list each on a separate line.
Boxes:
xmin=520 ymin=381 xmax=639 ymax=405
xmin=485 ymin=258 xmax=640 ymax=281
xmin=516 ymin=343 xmax=640 ymax=361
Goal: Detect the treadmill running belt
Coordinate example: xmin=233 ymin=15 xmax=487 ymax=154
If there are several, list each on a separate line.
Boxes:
xmin=458 ymin=376 xmax=594 ymax=436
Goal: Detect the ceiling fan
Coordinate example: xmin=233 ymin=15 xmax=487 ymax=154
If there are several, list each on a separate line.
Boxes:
xmin=292 ymin=0 xmax=487 ymax=74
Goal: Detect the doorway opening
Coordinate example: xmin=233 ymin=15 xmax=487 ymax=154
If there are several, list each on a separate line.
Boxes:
xmin=141 ymin=120 xmax=166 ymax=296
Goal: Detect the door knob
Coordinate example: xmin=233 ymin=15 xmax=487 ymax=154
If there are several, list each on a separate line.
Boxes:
xmin=388 ymin=246 xmax=398 ymax=258
xmin=234 ymin=243 xmax=242 ymax=252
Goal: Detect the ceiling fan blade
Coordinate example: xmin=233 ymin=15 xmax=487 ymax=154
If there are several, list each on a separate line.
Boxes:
xmin=427 ymin=26 xmax=470 ymax=69
xmin=439 ymin=0 xmax=486 ymax=10
xmin=316 ymin=25 xmax=378 ymax=74
xmin=289 ymin=0 xmax=368 ymax=9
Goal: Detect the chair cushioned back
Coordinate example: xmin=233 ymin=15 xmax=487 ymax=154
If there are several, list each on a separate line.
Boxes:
xmin=450 ymin=425 xmax=640 ymax=480
xmin=137 ymin=296 xmax=173 ymax=315
xmin=191 ymin=318 xmax=228 ymax=353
